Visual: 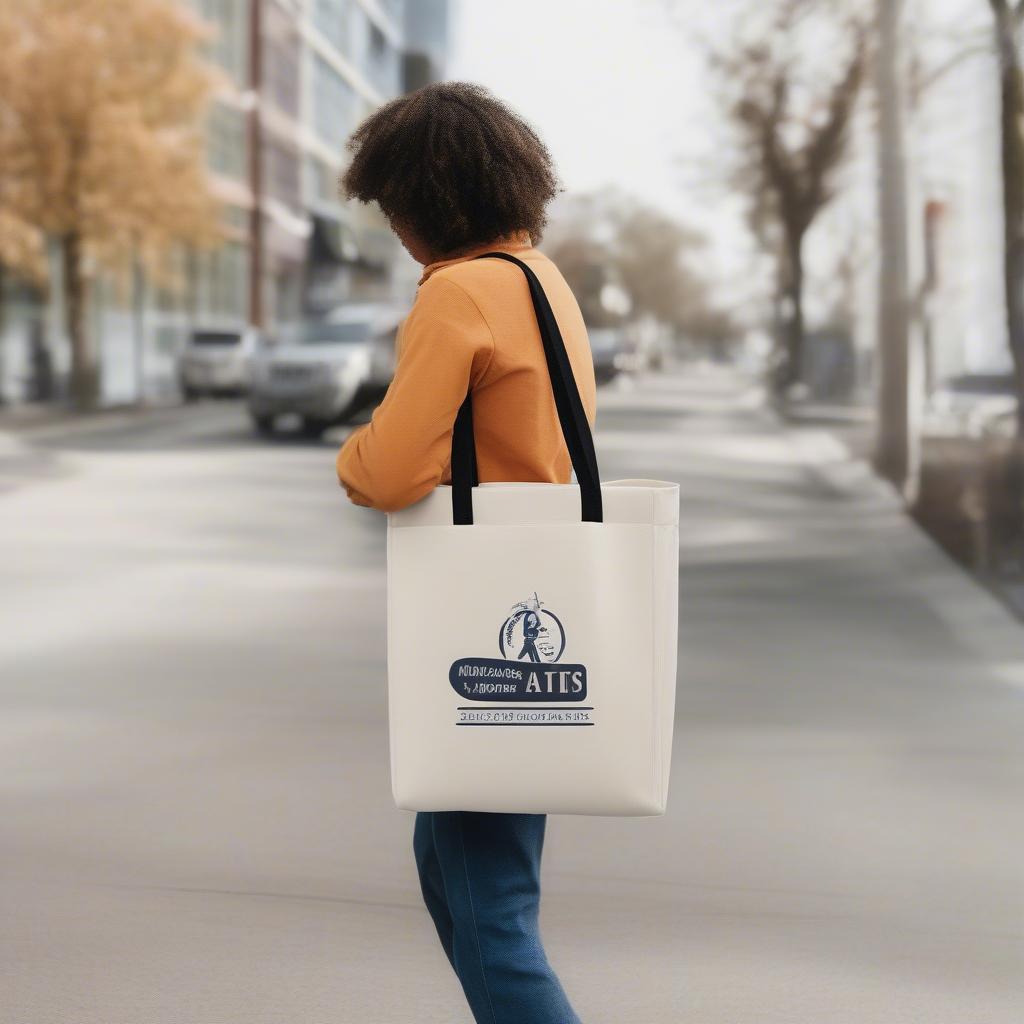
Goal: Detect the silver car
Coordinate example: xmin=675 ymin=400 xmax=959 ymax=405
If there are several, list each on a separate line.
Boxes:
xmin=247 ymin=304 xmax=403 ymax=437
xmin=588 ymin=327 xmax=626 ymax=384
xmin=178 ymin=327 xmax=260 ymax=399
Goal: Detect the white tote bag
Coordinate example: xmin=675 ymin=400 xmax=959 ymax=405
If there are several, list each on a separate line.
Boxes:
xmin=386 ymin=253 xmax=679 ymax=816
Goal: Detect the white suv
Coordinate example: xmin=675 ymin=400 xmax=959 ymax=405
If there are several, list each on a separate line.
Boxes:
xmin=178 ymin=327 xmax=260 ymax=399
xmin=247 ymin=304 xmax=403 ymax=437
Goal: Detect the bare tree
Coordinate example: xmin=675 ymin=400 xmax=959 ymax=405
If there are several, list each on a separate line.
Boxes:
xmin=547 ymin=191 xmax=736 ymax=342
xmin=611 ymin=204 xmax=709 ymax=332
xmin=709 ymin=0 xmax=867 ymax=394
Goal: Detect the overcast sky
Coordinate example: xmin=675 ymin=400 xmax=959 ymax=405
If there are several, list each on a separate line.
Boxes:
xmin=447 ymin=0 xmax=1008 ymax=369
xmin=448 ymin=0 xmax=983 ymax=218
xmin=446 ymin=0 xmax=764 ymax=296
xmin=449 ymin=0 xmax=707 ymax=222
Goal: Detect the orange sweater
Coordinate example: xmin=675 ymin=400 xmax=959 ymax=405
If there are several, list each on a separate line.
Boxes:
xmin=335 ymin=233 xmax=597 ymax=512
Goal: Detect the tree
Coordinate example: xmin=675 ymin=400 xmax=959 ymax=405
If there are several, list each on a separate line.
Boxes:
xmin=0 ymin=210 xmax=46 ymax=407
xmin=0 ymin=210 xmax=45 ymax=285
xmin=610 ymin=204 xmax=711 ymax=333
xmin=546 ymin=190 xmax=735 ymax=342
xmin=0 ymin=0 xmax=221 ymax=408
xmin=989 ymin=0 xmax=1024 ymax=436
xmin=709 ymin=0 xmax=867 ymax=394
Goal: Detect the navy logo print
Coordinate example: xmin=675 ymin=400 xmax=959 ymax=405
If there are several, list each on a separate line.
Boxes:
xmin=449 ymin=592 xmax=588 ymax=703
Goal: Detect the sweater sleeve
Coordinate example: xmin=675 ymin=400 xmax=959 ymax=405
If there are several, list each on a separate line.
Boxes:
xmin=335 ymin=275 xmax=494 ymax=512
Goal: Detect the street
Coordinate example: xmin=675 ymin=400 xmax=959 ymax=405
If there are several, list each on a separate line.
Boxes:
xmin=1 ymin=366 xmax=1022 ymax=1024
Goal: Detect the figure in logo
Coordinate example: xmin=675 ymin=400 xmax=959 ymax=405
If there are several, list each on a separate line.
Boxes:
xmin=503 ymin=592 xmax=564 ymax=663
xmin=518 ymin=606 xmax=543 ymax=662
xmin=450 ymin=591 xmax=586 ymax=702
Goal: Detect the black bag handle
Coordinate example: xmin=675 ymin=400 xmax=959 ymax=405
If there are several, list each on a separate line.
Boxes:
xmin=450 ymin=252 xmax=603 ymax=525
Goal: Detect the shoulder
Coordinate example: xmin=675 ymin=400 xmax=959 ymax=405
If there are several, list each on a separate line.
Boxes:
xmin=408 ymin=261 xmax=509 ymax=335
xmin=412 ymin=268 xmax=489 ymax=316
xmin=401 ymin=268 xmax=495 ymax=357
xmin=429 ymin=249 xmax=555 ymax=301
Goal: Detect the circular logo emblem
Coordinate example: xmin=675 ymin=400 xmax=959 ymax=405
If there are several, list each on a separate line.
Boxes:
xmin=499 ymin=594 xmax=565 ymax=663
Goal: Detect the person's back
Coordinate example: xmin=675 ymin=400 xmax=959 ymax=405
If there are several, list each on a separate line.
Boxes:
xmin=333 ymin=81 xmax=586 ymax=1024
xmin=336 ymin=232 xmax=596 ymax=510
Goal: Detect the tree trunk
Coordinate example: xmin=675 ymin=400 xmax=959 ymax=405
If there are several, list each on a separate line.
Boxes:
xmin=771 ymin=234 xmax=806 ymax=396
xmin=62 ymin=232 xmax=97 ymax=409
xmin=874 ymin=0 xmax=911 ymax=489
xmin=784 ymin=233 xmax=805 ymax=391
xmin=132 ymin=246 xmax=146 ymax=405
xmin=0 ymin=262 xmax=6 ymax=407
xmin=991 ymin=0 xmax=1024 ymax=436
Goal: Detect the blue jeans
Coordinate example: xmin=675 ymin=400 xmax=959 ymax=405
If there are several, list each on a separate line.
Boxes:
xmin=413 ymin=811 xmax=581 ymax=1024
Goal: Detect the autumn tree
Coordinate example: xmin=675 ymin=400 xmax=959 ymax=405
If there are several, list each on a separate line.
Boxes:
xmin=0 ymin=209 xmax=46 ymax=405
xmin=0 ymin=0 xmax=222 ymax=408
xmin=708 ymin=0 xmax=867 ymax=394
xmin=0 ymin=210 xmax=45 ymax=285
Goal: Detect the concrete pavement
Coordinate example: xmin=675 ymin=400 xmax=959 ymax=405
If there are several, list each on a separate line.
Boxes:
xmin=1 ymin=368 xmax=1021 ymax=1023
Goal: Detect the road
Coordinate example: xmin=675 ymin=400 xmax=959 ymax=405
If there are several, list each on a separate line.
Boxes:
xmin=1 ymin=367 xmax=1022 ymax=1024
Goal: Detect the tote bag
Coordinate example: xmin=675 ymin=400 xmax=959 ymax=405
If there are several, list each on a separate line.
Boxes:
xmin=386 ymin=252 xmax=679 ymax=815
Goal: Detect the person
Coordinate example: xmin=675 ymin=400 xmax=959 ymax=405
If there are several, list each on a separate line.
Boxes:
xmin=519 ymin=609 xmax=543 ymax=663
xmin=335 ymin=81 xmax=595 ymax=1024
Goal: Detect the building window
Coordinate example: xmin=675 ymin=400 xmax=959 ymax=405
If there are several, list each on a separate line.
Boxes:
xmin=366 ymin=22 xmax=399 ymax=94
xmin=263 ymin=33 xmax=300 ymax=118
xmin=195 ymin=236 xmax=249 ymax=322
xmin=264 ymin=140 xmax=302 ymax=208
xmin=348 ymin=3 xmax=371 ymax=68
xmin=313 ymin=0 xmax=349 ymax=55
xmin=305 ymin=154 xmax=341 ymax=208
xmin=194 ymin=0 xmax=248 ymax=84
xmin=155 ymin=248 xmax=190 ymax=313
xmin=206 ymin=101 xmax=248 ymax=180
xmin=379 ymin=0 xmax=405 ymax=22
xmin=313 ymin=55 xmax=355 ymax=151
xmin=270 ymin=268 xmax=302 ymax=325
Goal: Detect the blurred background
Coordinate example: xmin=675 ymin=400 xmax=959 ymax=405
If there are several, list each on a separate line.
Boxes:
xmin=1 ymin=1 xmax=1022 ymax=1022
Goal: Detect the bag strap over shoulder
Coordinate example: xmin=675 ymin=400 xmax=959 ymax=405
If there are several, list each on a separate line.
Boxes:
xmin=450 ymin=252 xmax=603 ymax=526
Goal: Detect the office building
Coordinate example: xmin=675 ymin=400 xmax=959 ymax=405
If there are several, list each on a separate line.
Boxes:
xmin=0 ymin=0 xmax=450 ymax=405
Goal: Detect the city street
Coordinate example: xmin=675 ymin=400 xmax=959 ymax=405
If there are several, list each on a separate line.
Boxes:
xmin=1 ymin=366 xmax=1022 ymax=1024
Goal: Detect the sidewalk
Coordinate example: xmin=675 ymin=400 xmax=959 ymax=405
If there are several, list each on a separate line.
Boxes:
xmin=558 ymin=367 xmax=1024 ymax=1022
xmin=0 ymin=396 xmax=186 ymax=440
xmin=0 ymin=365 xmax=1020 ymax=1023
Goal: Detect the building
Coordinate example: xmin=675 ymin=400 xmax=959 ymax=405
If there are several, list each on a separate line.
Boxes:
xmin=907 ymin=3 xmax=1007 ymax=383
xmin=0 ymin=0 xmax=450 ymax=406
xmin=843 ymin=0 xmax=1009 ymax=396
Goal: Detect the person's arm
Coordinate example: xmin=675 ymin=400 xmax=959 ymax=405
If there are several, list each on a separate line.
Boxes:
xmin=336 ymin=275 xmax=494 ymax=512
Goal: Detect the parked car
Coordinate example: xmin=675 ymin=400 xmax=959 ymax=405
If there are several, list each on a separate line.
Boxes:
xmin=588 ymin=327 xmax=626 ymax=384
xmin=924 ymin=373 xmax=1018 ymax=438
xmin=247 ymin=304 xmax=404 ymax=437
xmin=178 ymin=327 xmax=261 ymax=400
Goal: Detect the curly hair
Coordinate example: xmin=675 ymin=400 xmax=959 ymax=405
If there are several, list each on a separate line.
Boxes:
xmin=340 ymin=81 xmax=561 ymax=256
